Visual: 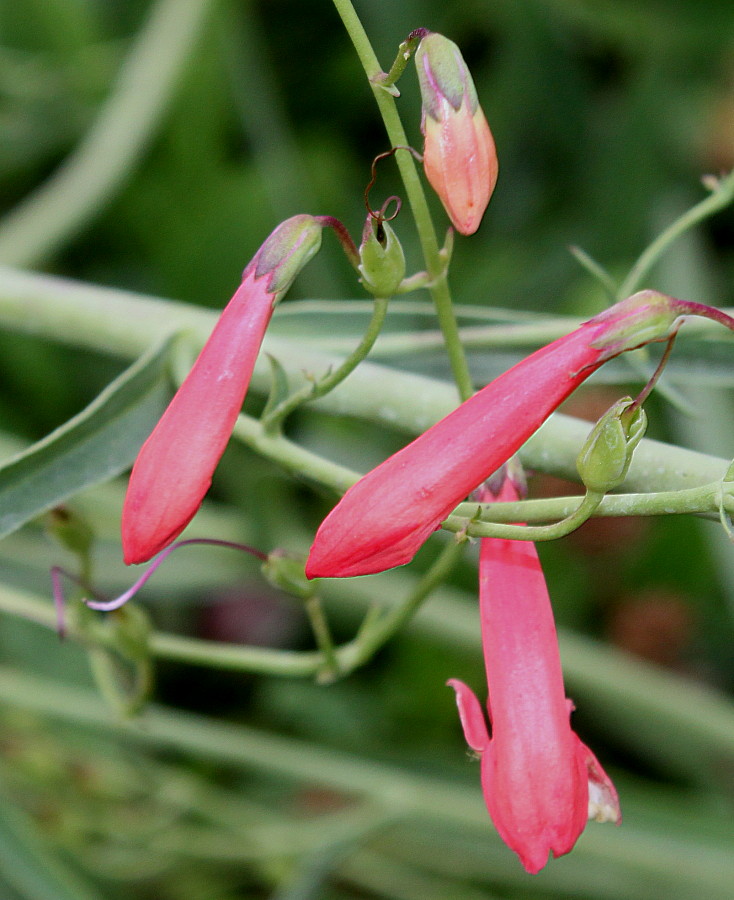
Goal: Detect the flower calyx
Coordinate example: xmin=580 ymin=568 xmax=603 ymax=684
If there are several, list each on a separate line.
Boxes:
xmin=576 ymin=398 xmax=647 ymax=494
xmin=262 ymin=549 xmax=316 ymax=601
xmin=589 ymin=289 xmax=734 ymax=362
xmin=358 ymin=207 xmax=406 ymax=297
xmin=250 ymin=214 xmax=324 ymax=298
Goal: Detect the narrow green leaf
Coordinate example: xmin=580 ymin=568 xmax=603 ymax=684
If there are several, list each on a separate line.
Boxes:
xmin=0 ymin=337 xmax=174 ymax=540
xmin=0 ymin=801 xmax=104 ymax=900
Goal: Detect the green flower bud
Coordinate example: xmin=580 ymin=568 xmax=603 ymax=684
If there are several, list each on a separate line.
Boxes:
xmin=262 ymin=549 xmax=316 ymax=600
xmin=358 ymin=215 xmax=406 ymax=296
xmin=576 ymin=398 xmax=647 ymax=493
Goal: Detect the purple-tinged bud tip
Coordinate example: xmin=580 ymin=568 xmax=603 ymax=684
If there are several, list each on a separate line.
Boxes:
xmin=249 ymin=214 xmax=324 ymax=296
xmin=415 ymin=33 xmax=498 ymax=234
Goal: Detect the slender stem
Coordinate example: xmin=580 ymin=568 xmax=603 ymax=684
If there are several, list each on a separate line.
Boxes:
xmin=335 ymin=539 xmax=464 ymax=675
xmin=569 ymin=245 xmax=618 ymax=299
xmin=0 ymin=534 xmax=460 ymax=681
xmin=318 ymin=216 xmax=361 ymax=269
xmin=442 ymin=490 xmax=604 ymax=541
xmin=273 ymin=298 xmax=567 ymax=323
xmin=6 ymin=570 xmax=734 ymax=791
xmin=304 ymin=595 xmax=340 ymax=680
xmin=618 ymin=170 xmax=734 ymax=300
xmin=377 ymin=29 xmax=430 ymax=91
xmin=261 ymin=296 xmax=390 ymax=432
xmin=0 ymin=0 xmax=215 ymax=268
xmin=237 ymin=411 xmax=733 ymax=525
xmin=79 ymin=539 xmax=265 ymax=613
xmin=0 ymin=264 xmax=729 ymax=492
xmin=453 ymin=478 xmax=730 ymax=523
xmin=153 ymin=632 xmax=322 ymax=677
xmin=628 ymin=331 xmax=678 ymax=414
xmin=233 ymin=412 xmax=359 ymax=495
xmin=331 ymin=0 xmax=474 ymax=401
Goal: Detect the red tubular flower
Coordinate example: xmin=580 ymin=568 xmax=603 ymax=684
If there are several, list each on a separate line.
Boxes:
xmin=306 ymin=291 xmax=734 ymax=578
xmin=449 ymin=477 xmax=620 ymax=874
xmin=122 ymin=215 xmax=323 ymax=565
xmin=416 ymin=32 xmax=498 ymax=235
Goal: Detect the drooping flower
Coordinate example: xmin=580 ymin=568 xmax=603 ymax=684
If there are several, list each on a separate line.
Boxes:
xmin=416 ymin=32 xmax=498 ymax=235
xmin=306 ymin=292 xmax=734 ymax=579
xmin=449 ymin=475 xmax=620 ymax=874
xmin=122 ymin=215 xmax=323 ymax=565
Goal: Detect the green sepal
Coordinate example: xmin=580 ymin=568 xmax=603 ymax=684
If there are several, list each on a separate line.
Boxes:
xmin=415 ymin=32 xmax=478 ymax=118
xmin=576 ymin=398 xmax=647 ymax=493
xmin=261 ymin=549 xmax=316 ymax=601
xmin=253 ymin=215 xmax=323 ymax=297
xmin=358 ymin=216 xmax=406 ymax=297
xmin=590 ymin=290 xmax=681 ymax=360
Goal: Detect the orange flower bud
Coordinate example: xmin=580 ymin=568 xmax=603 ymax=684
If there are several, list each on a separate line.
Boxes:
xmin=416 ymin=32 xmax=498 ymax=235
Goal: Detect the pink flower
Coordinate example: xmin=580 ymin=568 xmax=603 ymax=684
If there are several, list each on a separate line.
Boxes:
xmin=306 ymin=292 xmax=733 ymax=578
xmin=416 ymin=32 xmax=498 ymax=235
xmin=449 ymin=476 xmax=620 ymax=874
xmin=122 ymin=215 xmax=323 ymax=565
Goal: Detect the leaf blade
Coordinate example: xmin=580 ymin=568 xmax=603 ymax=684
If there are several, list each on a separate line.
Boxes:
xmin=0 ymin=338 xmax=174 ymax=539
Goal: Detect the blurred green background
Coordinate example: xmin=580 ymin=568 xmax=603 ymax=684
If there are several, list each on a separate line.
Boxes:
xmin=1 ymin=0 xmax=734 ymax=898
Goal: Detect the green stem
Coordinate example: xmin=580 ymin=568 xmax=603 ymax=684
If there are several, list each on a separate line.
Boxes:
xmin=304 ymin=595 xmax=340 ymax=680
xmin=0 ymin=264 xmax=728 ymax=492
xmin=233 ymin=412 xmax=358 ymax=495
xmin=330 ymin=0 xmax=474 ymax=401
xmin=453 ymin=479 xmax=731 ymax=522
xmin=442 ymin=490 xmax=604 ymax=541
xmin=261 ymin=296 xmax=389 ymax=432
xmin=569 ymin=245 xmax=618 ymax=298
xmin=0 ymin=0 xmax=215 ymax=269
xmin=376 ymin=28 xmax=429 ymax=91
xmin=236 ymin=411 xmax=734 ymax=525
xmin=334 ymin=539 xmax=464 ymax=675
xmin=6 ymin=575 xmax=734 ymax=778
xmin=0 ymin=535 xmax=459 ymax=681
xmin=618 ymin=170 xmax=734 ymax=300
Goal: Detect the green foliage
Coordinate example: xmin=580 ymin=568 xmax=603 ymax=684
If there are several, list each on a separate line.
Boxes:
xmin=0 ymin=338 xmax=172 ymax=541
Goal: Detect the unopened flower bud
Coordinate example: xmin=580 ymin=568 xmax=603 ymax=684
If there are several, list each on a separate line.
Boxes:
xmin=576 ymin=398 xmax=647 ymax=494
xmin=262 ymin=549 xmax=316 ymax=600
xmin=251 ymin=214 xmax=324 ymax=297
xmin=416 ymin=32 xmax=498 ymax=235
xmin=358 ymin=214 xmax=406 ymax=296
xmin=123 ymin=215 xmax=324 ymax=565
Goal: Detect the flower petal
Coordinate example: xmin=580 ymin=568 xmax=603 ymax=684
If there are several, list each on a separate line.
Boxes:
xmin=447 ymin=678 xmax=490 ymax=752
